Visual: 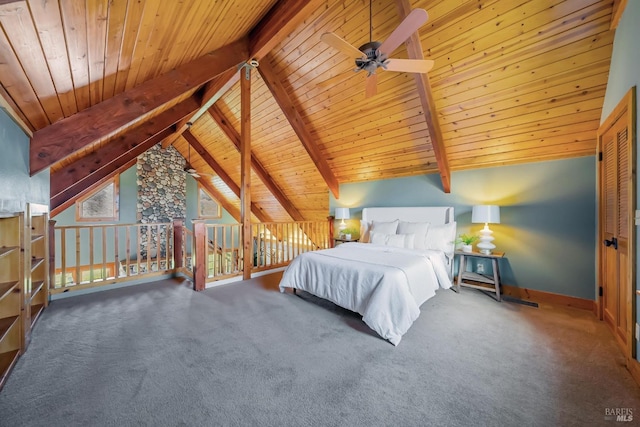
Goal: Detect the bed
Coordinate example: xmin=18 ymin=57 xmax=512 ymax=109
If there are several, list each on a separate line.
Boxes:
xmin=278 ymin=206 xmax=456 ymax=345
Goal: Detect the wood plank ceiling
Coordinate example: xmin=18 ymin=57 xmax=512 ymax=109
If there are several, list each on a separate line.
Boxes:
xmin=0 ymin=0 xmax=617 ymax=221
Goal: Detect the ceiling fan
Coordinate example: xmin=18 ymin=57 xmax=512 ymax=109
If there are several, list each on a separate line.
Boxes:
xmin=320 ymin=2 xmax=434 ymax=97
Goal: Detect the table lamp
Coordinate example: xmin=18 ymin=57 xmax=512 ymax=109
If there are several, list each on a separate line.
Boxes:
xmin=335 ymin=208 xmax=350 ymax=232
xmin=472 ymin=205 xmax=500 ymax=254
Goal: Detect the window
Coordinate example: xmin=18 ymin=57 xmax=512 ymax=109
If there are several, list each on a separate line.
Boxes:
xmin=75 ymin=177 xmax=119 ymax=222
xmin=198 ymin=184 xmax=221 ymax=219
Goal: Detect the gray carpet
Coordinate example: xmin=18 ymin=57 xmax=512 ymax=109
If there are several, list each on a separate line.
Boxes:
xmin=0 ymin=274 xmax=638 ymax=427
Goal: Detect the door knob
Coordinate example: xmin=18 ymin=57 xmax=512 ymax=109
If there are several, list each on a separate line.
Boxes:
xmin=604 ymin=237 xmax=618 ymax=249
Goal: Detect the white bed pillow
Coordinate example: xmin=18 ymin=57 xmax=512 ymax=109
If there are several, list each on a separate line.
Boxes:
xmin=424 ymin=221 xmax=456 ymax=253
xmin=370 ymin=232 xmax=415 ymax=249
xmin=396 ymin=221 xmax=430 ymax=250
xmin=370 ymin=219 xmax=399 ymax=235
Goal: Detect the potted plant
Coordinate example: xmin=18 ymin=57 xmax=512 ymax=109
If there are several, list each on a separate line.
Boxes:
xmin=340 ymin=227 xmax=358 ymax=240
xmin=456 ymin=233 xmax=479 ymax=253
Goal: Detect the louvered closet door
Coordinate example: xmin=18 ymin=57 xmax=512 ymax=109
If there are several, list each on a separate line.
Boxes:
xmin=601 ymin=117 xmax=630 ymax=350
xmin=602 ymin=129 xmax=618 ymax=335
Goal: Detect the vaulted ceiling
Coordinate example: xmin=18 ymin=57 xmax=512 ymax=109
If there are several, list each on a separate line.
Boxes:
xmin=0 ymin=0 xmax=623 ymax=222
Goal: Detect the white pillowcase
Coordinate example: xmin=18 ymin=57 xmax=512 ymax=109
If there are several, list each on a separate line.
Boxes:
xmin=396 ymin=221 xmax=430 ymax=250
xmin=424 ymin=221 xmax=456 ymax=253
xmin=361 ymin=219 xmax=399 ymax=244
xmin=370 ymin=219 xmax=399 ymax=235
xmin=370 ymin=232 xmax=415 ymax=249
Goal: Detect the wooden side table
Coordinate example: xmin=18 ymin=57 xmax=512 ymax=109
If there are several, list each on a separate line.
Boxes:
xmin=455 ymin=250 xmax=505 ymax=301
xmin=333 ymin=237 xmax=359 ymax=247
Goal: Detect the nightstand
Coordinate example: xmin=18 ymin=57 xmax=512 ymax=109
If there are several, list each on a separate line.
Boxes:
xmin=333 ymin=237 xmax=359 ymax=246
xmin=455 ymin=250 xmax=505 ymax=301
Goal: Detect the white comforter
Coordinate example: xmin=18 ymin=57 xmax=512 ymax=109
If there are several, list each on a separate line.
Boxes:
xmin=278 ymin=242 xmax=452 ymax=345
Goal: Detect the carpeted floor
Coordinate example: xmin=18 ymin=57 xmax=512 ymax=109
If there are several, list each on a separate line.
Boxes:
xmin=0 ymin=273 xmax=638 ymax=427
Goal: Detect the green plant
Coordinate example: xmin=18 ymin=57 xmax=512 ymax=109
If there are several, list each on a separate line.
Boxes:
xmin=341 ymin=227 xmax=358 ymax=236
xmin=456 ymin=233 xmax=479 ymax=245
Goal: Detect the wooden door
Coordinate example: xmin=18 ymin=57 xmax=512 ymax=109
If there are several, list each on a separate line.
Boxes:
xmin=598 ymin=87 xmax=635 ymax=358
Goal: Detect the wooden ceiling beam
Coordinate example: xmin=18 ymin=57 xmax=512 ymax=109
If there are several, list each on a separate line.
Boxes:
xmin=163 ymin=0 xmax=321 ymax=148
xmin=30 ymin=37 xmax=249 ymax=176
xmin=182 ymin=129 xmax=269 ymax=222
xmin=51 ymin=157 xmax=138 ymax=218
xmin=258 ymin=58 xmax=339 ymax=199
xmin=50 ymin=158 xmax=136 ymax=218
xmin=395 ymin=0 xmax=451 ymax=193
xmin=50 ymin=126 xmax=172 ymax=216
xmin=208 ymin=104 xmax=305 ymax=221
xmin=240 ymin=68 xmax=252 ymax=280
xmin=161 ymin=68 xmax=241 ymax=148
xmin=50 ymin=96 xmax=200 ymax=200
xmin=249 ymin=0 xmax=326 ymax=60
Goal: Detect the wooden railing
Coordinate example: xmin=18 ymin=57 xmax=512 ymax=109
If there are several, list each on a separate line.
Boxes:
xmin=52 ymin=222 xmax=173 ymax=293
xmin=52 ymin=218 xmax=332 ymax=293
xmin=190 ymin=219 xmax=331 ymax=290
xmin=251 ymin=221 xmax=331 ymax=271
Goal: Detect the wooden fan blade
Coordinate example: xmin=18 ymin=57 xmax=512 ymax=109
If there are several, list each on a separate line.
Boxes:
xmin=378 ymin=9 xmax=428 ymax=57
xmin=365 ymin=74 xmax=377 ymax=98
xmin=321 ymin=32 xmax=366 ymax=59
xmin=385 ymin=58 xmax=434 ymax=73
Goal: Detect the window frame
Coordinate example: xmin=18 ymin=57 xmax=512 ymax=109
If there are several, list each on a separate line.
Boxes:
xmin=75 ymin=176 xmax=120 ymax=222
xmin=197 ymin=183 xmax=222 ymax=219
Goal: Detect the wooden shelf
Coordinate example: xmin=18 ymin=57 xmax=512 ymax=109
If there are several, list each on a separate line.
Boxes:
xmin=0 ymin=246 xmax=19 ymax=259
xmin=0 ymin=206 xmax=49 ymax=388
xmin=460 ymin=271 xmax=495 ymax=285
xmin=0 ymin=212 xmax=26 ymax=390
xmin=0 ymin=281 xmax=18 ymax=301
xmin=31 ymin=280 xmax=44 ymax=298
xmin=0 ymin=316 xmax=19 ymax=344
xmin=0 ymin=349 xmax=20 ymax=390
xmin=31 ymin=257 xmax=44 ymax=271
xmin=30 ymin=304 xmax=44 ymax=327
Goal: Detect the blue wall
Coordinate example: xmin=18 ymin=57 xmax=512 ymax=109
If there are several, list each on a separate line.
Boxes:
xmin=0 ymin=109 xmax=49 ymax=212
xmin=331 ymin=157 xmax=597 ymax=300
xmin=600 ymin=0 xmax=640 ymax=357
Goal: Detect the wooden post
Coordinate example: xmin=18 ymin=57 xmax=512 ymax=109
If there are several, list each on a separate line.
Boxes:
xmin=240 ymin=64 xmax=252 ymax=280
xmin=173 ymin=218 xmax=184 ymax=272
xmin=328 ymin=216 xmax=335 ymax=248
xmin=47 ymin=219 xmax=56 ymax=306
xmin=192 ymin=220 xmax=206 ymax=291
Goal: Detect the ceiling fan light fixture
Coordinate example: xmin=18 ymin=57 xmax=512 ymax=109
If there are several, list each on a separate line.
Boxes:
xmin=321 ymin=4 xmax=431 ymax=97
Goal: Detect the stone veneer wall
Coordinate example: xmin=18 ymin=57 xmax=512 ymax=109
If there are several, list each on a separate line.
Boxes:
xmin=137 ymin=144 xmax=186 ymax=259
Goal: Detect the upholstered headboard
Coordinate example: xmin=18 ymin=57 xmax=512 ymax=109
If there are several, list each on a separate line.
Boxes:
xmin=361 ymin=206 xmax=454 ymax=225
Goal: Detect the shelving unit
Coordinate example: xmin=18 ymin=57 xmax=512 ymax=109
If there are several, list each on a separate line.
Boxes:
xmin=0 ymin=213 xmax=23 ymax=390
xmin=23 ymin=203 xmax=49 ymax=350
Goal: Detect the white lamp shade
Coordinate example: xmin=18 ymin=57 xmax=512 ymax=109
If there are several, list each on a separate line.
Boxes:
xmin=472 ymin=205 xmax=500 ymax=224
xmin=335 ymin=208 xmax=350 ymax=220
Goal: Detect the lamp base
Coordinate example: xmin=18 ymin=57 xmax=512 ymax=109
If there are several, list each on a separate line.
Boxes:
xmin=477 ymin=224 xmax=496 ymax=255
